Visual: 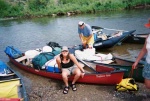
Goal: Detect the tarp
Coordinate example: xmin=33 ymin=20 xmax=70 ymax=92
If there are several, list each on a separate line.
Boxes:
xmin=75 ymin=50 xmax=113 ymax=61
xmin=0 ymin=80 xmax=20 ymax=98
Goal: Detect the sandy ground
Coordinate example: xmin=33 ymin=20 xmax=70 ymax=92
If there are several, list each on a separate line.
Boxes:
xmin=24 ymin=76 xmax=150 ymax=101
xmin=8 ymin=62 xmax=150 ymax=101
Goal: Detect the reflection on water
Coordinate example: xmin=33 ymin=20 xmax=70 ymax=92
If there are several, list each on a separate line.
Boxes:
xmin=111 ymin=43 xmax=143 ymax=59
xmin=96 ymin=43 xmax=143 ymax=60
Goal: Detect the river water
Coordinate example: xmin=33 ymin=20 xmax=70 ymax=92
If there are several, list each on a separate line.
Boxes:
xmin=0 ymin=9 xmax=150 ymax=100
xmin=0 ymin=9 xmax=150 ymax=62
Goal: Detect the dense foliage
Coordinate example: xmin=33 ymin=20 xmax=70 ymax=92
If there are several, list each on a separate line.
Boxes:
xmin=0 ymin=0 xmax=150 ymax=18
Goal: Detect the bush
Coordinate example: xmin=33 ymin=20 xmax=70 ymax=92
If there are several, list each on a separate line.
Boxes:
xmin=0 ymin=0 xmax=150 ymax=18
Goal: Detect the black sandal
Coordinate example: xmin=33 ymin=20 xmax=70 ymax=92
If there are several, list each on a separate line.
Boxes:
xmin=71 ymin=84 xmax=77 ymax=91
xmin=63 ymin=86 xmax=69 ymax=94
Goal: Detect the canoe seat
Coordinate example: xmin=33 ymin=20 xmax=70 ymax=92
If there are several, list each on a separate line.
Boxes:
xmin=15 ymin=56 xmax=27 ymax=62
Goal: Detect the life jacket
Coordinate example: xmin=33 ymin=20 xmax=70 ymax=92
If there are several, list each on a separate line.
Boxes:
xmin=115 ymin=78 xmax=139 ymax=92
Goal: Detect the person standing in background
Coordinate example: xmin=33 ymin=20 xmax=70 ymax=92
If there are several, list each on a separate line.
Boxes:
xmin=78 ymin=21 xmax=94 ymax=49
xmin=132 ymin=18 xmax=150 ymax=89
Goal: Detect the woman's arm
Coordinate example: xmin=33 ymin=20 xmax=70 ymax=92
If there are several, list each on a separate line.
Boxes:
xmin=69 ymin=54 xmax=85 ymax=72
xmin=56 ymin=56 xmax=61 ymax=70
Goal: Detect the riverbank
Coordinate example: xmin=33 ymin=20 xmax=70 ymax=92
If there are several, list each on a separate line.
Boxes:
xmin=7 ymin=62 xmax=150 ymax=101
xmin=0 ymin=0 xmax=150 ymax=19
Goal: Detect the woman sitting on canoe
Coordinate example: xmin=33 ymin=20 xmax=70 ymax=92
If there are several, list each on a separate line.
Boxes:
xmin=132 ymin=18 xmax=150 ymax=89
xmin=56 ymin=46 xmax=85 ymax=94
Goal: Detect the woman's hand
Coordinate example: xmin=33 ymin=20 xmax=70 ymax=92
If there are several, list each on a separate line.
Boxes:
xmin=81 ymin=72 xmax=85 ymax=78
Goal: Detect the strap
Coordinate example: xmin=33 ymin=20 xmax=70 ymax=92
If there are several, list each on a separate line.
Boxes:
xmin=40 ymin=52 xmax=55 ymax=62
xmin=54 ymin=63 xmax=57 ymax=72
xmin=8 ymin=46 xmax=16 ymax=52
xmin=41 ymin=52 xmax=55 ymax=56
xmin=128 ymin=68 xmax=133 ymax=78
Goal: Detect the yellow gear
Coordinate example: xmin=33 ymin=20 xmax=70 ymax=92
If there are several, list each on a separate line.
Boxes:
xmin=116 ymin=78 xmax=139 ymax=91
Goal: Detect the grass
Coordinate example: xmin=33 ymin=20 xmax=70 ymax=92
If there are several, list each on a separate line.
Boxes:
xmin=0 ymin=0 xmax=150 ymax=18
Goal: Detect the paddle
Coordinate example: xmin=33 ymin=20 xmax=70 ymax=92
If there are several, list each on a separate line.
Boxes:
xmin=84 ymin=59 xmax=114 ymax=65
xmin=76 ymin=56 xmax=98 ymax=73
xmin=92 ymin=26 xmax=129 ymax=32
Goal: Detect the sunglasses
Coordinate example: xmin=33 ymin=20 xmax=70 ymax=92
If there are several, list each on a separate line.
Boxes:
xmin=62 ymin=50 xmax=68 ymax=52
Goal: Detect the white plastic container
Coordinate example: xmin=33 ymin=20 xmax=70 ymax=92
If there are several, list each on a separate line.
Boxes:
xmin=42 ymin=46 xmax=52 ymax=52
xmin=25 ymin=50 xmax=40 ymax=66
xmin=83 ymin=48 xmax=95 ymax=56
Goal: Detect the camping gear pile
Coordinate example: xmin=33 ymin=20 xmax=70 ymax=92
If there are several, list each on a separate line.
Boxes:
xmin=5 ymin=44 xmax=62 ymax=73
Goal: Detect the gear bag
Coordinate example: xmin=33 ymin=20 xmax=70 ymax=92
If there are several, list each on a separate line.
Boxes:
xmin=115 ymin=78 xmax=139 ymax=92
xmin=32 ymin=52 xmax=55 ymax=70
xmin=46 ymin=42 xmax=61 ymax=48
xmin=4 ymin=46 xmax=22 ymax=59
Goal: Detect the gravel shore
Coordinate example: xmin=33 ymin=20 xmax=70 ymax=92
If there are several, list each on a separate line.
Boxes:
xmin=8 ymin=62 xmax=150 ymax=101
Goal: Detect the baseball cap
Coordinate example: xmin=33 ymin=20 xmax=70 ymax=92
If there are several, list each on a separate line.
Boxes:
xmin=78 ymin=21 xmax=84 ymax=26
xmin=144 ymin=19 xmax=150 ymax=28
xmin=61 ymin=46 xmax=68 ymax=51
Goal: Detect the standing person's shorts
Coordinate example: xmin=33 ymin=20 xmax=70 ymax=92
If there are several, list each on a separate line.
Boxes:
xmin=143 ymin=62 xmax=150 ymax=80
xmin=81 ymin=35 xmax=94 ymax=46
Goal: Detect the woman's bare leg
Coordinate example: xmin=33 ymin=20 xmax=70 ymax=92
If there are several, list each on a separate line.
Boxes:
xmin=62 ymin=70 xmax=69 ymax=87
xmin=72 ymin=68 xmax=81 ymax=84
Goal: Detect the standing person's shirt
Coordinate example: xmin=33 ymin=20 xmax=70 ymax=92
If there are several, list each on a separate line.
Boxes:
xmin=78 ymin=24 xmax=92 ymax=37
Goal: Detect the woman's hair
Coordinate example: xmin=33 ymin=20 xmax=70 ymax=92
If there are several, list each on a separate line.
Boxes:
xmin=60 ymin=53 xmax=70 ymax=61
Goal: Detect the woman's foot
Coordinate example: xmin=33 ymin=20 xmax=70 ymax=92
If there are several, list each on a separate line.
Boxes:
xmin=63 ymin=86 xmax=69 ymax=94
xmin=71 ymin=84 xmax=77 ymax=91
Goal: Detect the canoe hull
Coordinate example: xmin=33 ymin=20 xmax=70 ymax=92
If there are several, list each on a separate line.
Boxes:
xmin=113 ymin=57 xmax=144 ymax=82
xmin=122 ymin=33 xmax=148 ymax=44
xmin=0 ymin=61 xmax=28 ymax=101
xmin=9 ymin=57 xmax=124 ymax=85
xmin=93 ymin=30 xmax=136 ymax=49
xmin=88 ymin=57 xmax=144 ymax=82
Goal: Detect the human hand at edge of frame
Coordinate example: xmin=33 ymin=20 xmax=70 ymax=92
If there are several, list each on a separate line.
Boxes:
xmin=132 ymin=62 xmax=137 ymax=70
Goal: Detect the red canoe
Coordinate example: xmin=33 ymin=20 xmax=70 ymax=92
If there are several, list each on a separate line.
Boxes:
xmin=8 ymin=56 xmax=125 ymax=85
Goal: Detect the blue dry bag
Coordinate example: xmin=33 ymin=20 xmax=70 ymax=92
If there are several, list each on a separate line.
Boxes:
xmin=4 ymin=46 xmax=22 ymax=59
